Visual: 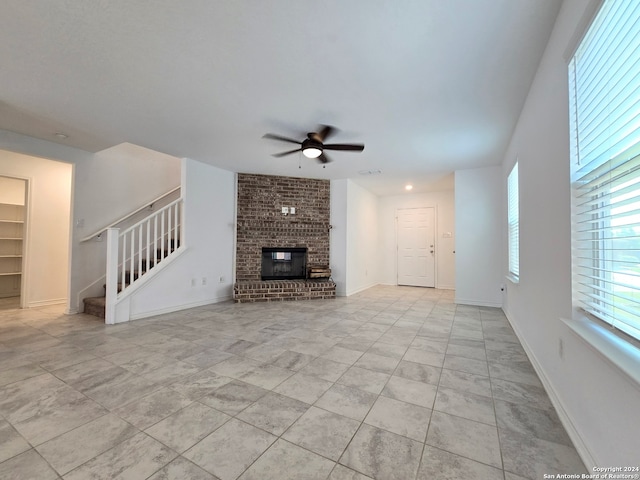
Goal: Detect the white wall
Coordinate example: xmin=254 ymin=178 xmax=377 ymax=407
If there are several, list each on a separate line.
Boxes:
xmin=501 ymin=0 xmax=639 ymax=466
xmin=122 ymin=158 xmax=236 ymax=319
xmin=0 ymin=176 xmax=26 ymax=204
xmin=345 ymin=180 xmax=379 ymax=296
xmin=70 ymin=143 xmax=181 ymax=312
xmin=74 ymin=143 xmax=181 ymax=234
xmin=377 ymin=190 xmax=455 ymax=289
xmin=0 ymin=149 xmax=72 ymax=307
xmin=330 ymin=179 xmax=379 ymax=296
xmin=455 ymin=166 xmax=502 ymax=307
xmin=330 ymin=179 xmax=348 ymax=296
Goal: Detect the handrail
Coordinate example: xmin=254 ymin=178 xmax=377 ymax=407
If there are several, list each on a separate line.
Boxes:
xmin=119 ymin=198 xmax=181 ymax=236
xmin=80 ymin=186 xmax=180 ymax=242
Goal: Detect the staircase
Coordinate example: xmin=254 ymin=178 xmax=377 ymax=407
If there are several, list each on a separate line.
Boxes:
xmin=83 ymin=240 xmax=180 ymax=319
xmin=80 ymin=193 xmax=183 ymax=323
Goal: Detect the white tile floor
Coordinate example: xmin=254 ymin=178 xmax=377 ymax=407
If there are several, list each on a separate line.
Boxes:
xmin=0 ymin=286 xmax=586 ymax=479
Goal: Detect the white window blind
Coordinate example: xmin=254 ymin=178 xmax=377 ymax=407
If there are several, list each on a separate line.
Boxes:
xmin=570 ymin=0 xmax=640 ymax=341
xmin=508 ymin=162 xmax=520 ymax=279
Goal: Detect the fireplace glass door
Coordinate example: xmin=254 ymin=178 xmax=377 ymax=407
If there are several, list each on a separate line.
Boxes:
xmin=261 ymin=247 xmax=307 ymax=280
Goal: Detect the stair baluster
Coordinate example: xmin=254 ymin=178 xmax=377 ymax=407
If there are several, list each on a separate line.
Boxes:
xmin=102 ymin=198 xmax=182 ymax=324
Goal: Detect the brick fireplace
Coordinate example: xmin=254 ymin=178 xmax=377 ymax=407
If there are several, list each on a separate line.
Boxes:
xmin=233 ymin=173 xmax=336 ymax=302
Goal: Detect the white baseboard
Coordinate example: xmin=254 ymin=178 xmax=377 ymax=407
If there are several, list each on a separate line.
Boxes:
xmin=26 ymin=298 xmax=67 ymax=308
xmin=345 ymin=282 xmax=378 ymax=297
xmin=454 ymin=297 xmax=502 ymax=308
xmin=503 ymin=309 xmax=596 ymax=470
xmin=345 ymin=283 xmax=455 ymax=295
xmin=128 ymin=295 xmax=232 ymax=321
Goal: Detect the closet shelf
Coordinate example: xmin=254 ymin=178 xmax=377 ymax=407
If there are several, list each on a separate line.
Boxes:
xmin=0 ymin=202 xmax=25 ymax=296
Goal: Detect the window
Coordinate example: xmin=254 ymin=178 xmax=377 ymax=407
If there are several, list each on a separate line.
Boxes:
xmin=569 ymin=0 xmax=640 ymax=341
xmin=508 ymin=162 xmax=520 ymax=280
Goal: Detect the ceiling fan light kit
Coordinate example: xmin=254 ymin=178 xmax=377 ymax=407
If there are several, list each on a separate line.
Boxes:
xmin=301 ymin=139 xmax=323 ymax=158
xmin=263 ymin=125 xmax=364 ymax=164
xmin=302 ymin=148 xmax=322 ymax=158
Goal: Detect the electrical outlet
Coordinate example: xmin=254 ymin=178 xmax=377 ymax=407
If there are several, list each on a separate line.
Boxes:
xmin=219 ymin=276 xmax=224 ymax=283
xmin=202 ymin=277 xmax=207 ymax=286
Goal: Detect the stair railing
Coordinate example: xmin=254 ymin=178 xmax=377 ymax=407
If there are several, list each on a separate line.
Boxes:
xmin=105 ymin=198 xmax=183 ymax=323
xmin=80 ymin=186 xmax=181 ymax=243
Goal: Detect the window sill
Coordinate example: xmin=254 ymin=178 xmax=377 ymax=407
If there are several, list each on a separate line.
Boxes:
xmin=505 ymin=274 xmax=519 ymax=284
xmin=561 ymin=313 xmax=640 ymax=387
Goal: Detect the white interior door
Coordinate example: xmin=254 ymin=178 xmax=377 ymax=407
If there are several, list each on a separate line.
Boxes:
xmin=397 ymin=207 xmax=435 ymax=287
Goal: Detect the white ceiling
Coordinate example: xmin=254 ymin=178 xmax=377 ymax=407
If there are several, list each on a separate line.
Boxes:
xmin=0 ymin=1 xmax=562 ymax=196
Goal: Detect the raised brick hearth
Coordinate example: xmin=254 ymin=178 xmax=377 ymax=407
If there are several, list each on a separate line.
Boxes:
xmin=233 ymin=279 xmax=335 ymax=303
xmin=234 ymin=173 xmax=335 ymax=302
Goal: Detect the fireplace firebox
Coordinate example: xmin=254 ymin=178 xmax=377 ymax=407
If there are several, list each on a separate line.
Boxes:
xmin=261 ymin=247 xmax=307 ymax=280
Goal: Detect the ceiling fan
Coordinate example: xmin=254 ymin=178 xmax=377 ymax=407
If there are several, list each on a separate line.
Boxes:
xmin=263 ymin=125 xmax=364 ymax=164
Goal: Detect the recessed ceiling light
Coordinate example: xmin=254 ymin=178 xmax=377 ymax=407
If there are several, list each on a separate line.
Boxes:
xmin=358 ymin=169 xmax=382 ymax=175
xmin=405 ymin=184 xmax=413 ymax=191
xmin=54 ymin=133 xmax=68 ymax=139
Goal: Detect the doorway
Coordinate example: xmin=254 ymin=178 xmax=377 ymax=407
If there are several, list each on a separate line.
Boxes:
xmin=1 ymin=149 xmax=73 ymax=311
xmin=0 ymin=176 xmax=27 ymax=309
xmin=397 ymin=207 xmax=435 ymax=287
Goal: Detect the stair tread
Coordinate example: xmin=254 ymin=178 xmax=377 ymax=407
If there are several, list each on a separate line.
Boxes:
xmin=83 ymin=296 xmax=106 ymax=307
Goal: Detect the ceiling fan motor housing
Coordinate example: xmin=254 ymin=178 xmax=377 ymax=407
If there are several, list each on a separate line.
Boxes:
xmin=302 ymin=138 xmax=323 ymax=151
xmin=301 ymin=138 xmax=323 ymax=158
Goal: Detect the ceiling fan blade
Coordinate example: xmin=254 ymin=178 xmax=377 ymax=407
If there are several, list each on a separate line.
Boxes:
xmin=316 ymin=125 xmax=336 ymax=142
xmin=323 ymin=143 xmax=365 ymax=152
xmin=272 ymin=148 xmax=302 ymax=158
xmin=263 ymin=133 xmax=302 ymax=145
xmin=317 ymin=153 xmax=332 ymax=164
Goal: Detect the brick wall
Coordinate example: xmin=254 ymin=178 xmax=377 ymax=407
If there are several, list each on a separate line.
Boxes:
xmin=235 ymin=173 xmax=331 ymax=281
